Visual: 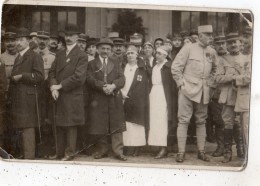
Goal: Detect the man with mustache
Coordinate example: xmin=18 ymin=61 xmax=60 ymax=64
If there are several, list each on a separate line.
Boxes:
xmin=48 ymin=24 xmax=88 ymax=161
xmin=172 ymin=25 xmax=217 ymax=163
xmin=86 ymin=38 xmax=127 ymax=161
xmin=9 ymin=27 xmax=44 ymax=159
xmin=215 ymin=32 xmax=246 ymax=163
xmin=48 ymin=33 xmax=59 ymax=54
xmin=77 ymin=33 xmax=88 ymax=52
xmin=110 ymin=38 xmax=126 ymax=68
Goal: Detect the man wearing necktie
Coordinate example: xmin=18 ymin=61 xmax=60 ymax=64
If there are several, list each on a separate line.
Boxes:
xmin=9 ymin=28 xmax=44 ymax=159
xmin=48 ymin=24 xmax=88 ymax=161
xmin=86 ymin=38 xmax=127 ymax=161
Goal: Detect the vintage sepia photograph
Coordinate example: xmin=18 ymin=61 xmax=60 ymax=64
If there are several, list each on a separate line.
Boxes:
xmin=0 ymin=0 xmax=253 ymax=172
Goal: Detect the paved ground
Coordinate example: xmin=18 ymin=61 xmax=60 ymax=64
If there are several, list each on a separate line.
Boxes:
xmin=46 ymin=142 xmax=246 ymax=171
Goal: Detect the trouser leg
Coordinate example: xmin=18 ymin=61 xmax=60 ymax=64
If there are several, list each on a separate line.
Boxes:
xmin=177 ymin=93 xmax=193 ymax=153
xmin=56 ymin=127 xmax=65 ymax=157
xmin=222 ymin=129 xmax=233 ymax=163
xmin=65 ymin=126 xmax=77 ymax=157
xmin=95 ymin=135 xmax=109 ymax=155
xmin=111 ymin=132 xmax=124 ymax=156
xmin=233 ymin=114 xmax=245 ymax=158
xmin=194 ymin=101 xmax=208 ymax=152
xmin=22 ymin=128 xmax=36 ymax=159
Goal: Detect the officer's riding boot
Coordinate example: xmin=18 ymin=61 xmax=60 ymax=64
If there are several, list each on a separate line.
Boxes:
xmin=212 ymin=126 xmax=224 ymax=157
xmin=233 ymin=123 xmax=245 ymax=159
xmin=206 ymin=121 xmax=216 ymax=143
xmin=222 ymin=129 xmax=233 ymax=163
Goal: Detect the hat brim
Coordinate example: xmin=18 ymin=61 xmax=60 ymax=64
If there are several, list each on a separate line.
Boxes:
xmin=77 ymin=38 xmax=87 ymax=42
xmin=64 ymin=31 xmax=80 ymax=35
xmin=16 ymin=35 xmax=30 ymax=38
xmin=96 ymin=42 xmax=114 ymax=47
xmin=214 ymin=40 xmax=226 ymax=43
xmin=226 ymin=38 xmax=239 ymax=42
xmin=37 ymin=35 xmax=50 ymax=39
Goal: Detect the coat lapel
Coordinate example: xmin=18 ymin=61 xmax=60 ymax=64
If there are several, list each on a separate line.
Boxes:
xmin=57 ymin=45 xmax=79 ymax=73
xmin=95 ymin=58 xmax=103 ymax=73
xmin=12 ymin=49 xmax=31 ymax=74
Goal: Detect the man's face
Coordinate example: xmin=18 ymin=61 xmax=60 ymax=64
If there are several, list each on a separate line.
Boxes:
xmin=126 ymin=51 xmax=138 ymax=62
xmin=242 ymin=37 xmax=252 ymax=54
xmin=65 ymin=33 xmax=78 ymax=46
xmin=37 ymin=37 xmax=49 ymax=50
xmin=113 ymin=44 xmax=125 ymax=55
xmin=77 ymin=40 xmax=87 ymax=51
xmin=155 ymin=50 xmax=167 ymax=62
xmin=4 ymin=38 xmax=17 ymax=52
xmin=172 ymin=38 xmax=182 ymax=48
xmin=16 ymin=37 xmax=29 ymax=52
xmin=154 ymin=40 xmax=163 ymax=49
xmin=164 ymin=42 xmax=173 ymax=51
xmin=191 ymin=34 xmax=199 ymax=42
xmin=199 ymin=33 xmax=213 ymax=46
xmin=183 ymin=38 xmax=192 ymax=46
xmin=227 ymin=39 xmax=240 ymax=54
xmin=49 ymin=38 xmax=58 ymax=48
xmin=215 ymin=41 xmax=227 ymax=55
xmin=87 ymin=45 xmax=97 ymax=56
xmin=143 ymin=45 xmax=154 ymax=57
xmin=98 ymin=44 xmax=112 ymax=58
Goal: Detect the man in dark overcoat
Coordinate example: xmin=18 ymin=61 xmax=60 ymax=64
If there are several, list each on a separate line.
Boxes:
xmin=9 ymin=28 xmax=44 ymax=159
xmin=86 ymin=38 xmax=127 ymax=161
xmin=48 ymin=24 xmax=88 ymax=161
xmin=0 ymin=60 xmax=7 ymax=147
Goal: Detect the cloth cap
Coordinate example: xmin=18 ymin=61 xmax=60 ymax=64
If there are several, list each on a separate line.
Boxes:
xmin=226 ymin=32 xmax=240 ymax=42
xmin=113 ymin=38 xmax=125 ymax=45
xmin=77 ymin=33 xmax=87 ymax=42
xmin=143 ymin=41 xmax=154 ymax=49
xmin=198 ymin=25 xmax=213 ymax=33
xmin=37 ymin=31 xmax=50 ymax=39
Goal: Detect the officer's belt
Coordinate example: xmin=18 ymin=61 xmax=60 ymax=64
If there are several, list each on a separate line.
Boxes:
xmin=183 ymin=72 xmax=210 ymax=79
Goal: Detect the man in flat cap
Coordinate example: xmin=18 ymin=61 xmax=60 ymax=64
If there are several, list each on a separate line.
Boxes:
xmin=48 ymin=24 xmax=88 ymax=161
xmin=77 ymin=33 xmax=88 ymax=52
xmin=110 ymin=37 xmax=126 ymax=68
xmin=215 ymin=32 xmax=247 ymax=163
xmin=9 ymin=27 xmax=44 ymax=159
xmin=172 ymin=25 xmax=217 ymax=163
xmin=86 ymin=38 xmax=127 ymax=161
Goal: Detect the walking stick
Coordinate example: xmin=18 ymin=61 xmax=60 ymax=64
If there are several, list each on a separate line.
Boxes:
xmin=52 ymin=101 xmax=58 ymax=157
xmin=34 ymin=85 xmax=42 ymax=144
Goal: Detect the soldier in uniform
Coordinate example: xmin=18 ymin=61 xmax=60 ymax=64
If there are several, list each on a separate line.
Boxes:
xmin=210 ymin=35 xmax=227 ymax=157
xmin=215 ymin=33 xmax=245 ymax=163
xmin=9 ymin=28 xmax=44 ymax=159
xmin=0 ymin=60 xmax=7 ymax=147
xmin=48 ymin=24 xmax=88 ymax=161
xmin=172 ymin=25 xmax=217 ymax=163
xmin=110 ymin=38 xmax=126 ymax=68
xmin=29 ymin=32 xmax=39 ymax=52
xmin=86 ymin=38 xmax=127 ymax=161
xmin=77 ymin=33 xmax=88 ymax=52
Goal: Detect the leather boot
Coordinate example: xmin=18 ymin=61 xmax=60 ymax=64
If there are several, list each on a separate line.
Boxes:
xmin=222 ymin=129 xmax=233 ymax=163
xmin=212 ymin=125 xmax=224 ymax=157
xmin=233 ymin=123 xmax=245 ymax=159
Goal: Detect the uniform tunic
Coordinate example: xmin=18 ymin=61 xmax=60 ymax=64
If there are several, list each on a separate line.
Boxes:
xmin=122 ymin=63 xmax=146 ymax=146
xmin=148 ymin=60 xmax=168 ymax=146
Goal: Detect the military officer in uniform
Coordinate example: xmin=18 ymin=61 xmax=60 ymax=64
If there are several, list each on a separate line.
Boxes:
xmin=49 ymin=24 xmax=88 ymax=161
xmin=9 ymin=28 xmax=44 ymax=159
xmin=86 ymin=38 xmax=127 ymax=161
xmin=77 ymin=33 xmax=88 ymax=52
xmin=171 ymin=25 xmax=217 ymax=163
xmin=110 ymin=38 xmax=126 ymax=68
xmin=215 ymin=32 xmax=246 ymax=163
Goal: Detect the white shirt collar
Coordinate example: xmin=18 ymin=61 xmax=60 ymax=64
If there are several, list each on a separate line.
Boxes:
xmin=19 ymin=46 xmax=30 ymax=57
xmin=99 ymin=56 xmax=108 ymax=64
xmin=66 ymin=43 xmax=77 ymax=55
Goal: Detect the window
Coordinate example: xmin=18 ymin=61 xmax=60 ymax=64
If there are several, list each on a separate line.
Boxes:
xmin=58 ymin=11 xmax=77 ymax=31
xmin=181 ymin=12 xmax=200 ymax=31
xmin=32 ymin=11 xmax=50 ymax=31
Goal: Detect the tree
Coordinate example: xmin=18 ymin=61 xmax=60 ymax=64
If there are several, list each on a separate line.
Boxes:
xmin=112 ymin=10 xmax=145 ymax=41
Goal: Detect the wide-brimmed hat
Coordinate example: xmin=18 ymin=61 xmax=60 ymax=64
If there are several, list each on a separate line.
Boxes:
xmin=226 ymin=32 xmax=240 ymax=42
xmin=96 ymin=38 xmax=114 ymax=47
xmin=16 ymin=27 xmax=30 ymax=38
xmin=37 ymin=31 xmax=50 ymax=39
xmin=64 ymin=24 xmax=80 ymax=35
xmin=214 ymin=35 xmax=226 ymax=43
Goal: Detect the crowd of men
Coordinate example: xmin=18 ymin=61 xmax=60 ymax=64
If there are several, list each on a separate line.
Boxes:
xmin=0 ymin=23 xmax=252 ymax=164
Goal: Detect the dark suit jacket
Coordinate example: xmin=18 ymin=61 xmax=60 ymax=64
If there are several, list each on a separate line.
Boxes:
xmin=49 ymin=45 xmax=88 ymax=127
xmin=86 ymin=56 xmax=126 ymax=134
xmin=9 ymin=49 xmax=44 ymax=128
xmin=0 ymin=62 xmax=7 ymax=128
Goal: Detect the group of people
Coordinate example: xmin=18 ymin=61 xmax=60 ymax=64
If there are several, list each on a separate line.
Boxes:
xmin=0 ymin=23 xmax=251 ymax=164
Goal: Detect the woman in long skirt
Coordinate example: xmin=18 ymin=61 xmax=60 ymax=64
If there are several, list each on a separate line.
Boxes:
xmin=121 ymin=45 xmax=149 ymax=156
xmin=148 ymin=45 xmax=178 ymax=159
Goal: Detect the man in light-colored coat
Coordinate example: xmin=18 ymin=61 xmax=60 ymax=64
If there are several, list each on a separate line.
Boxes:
xmin=171 ymin=25 xmax=217 ymax=163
